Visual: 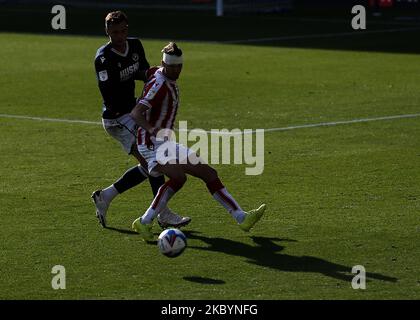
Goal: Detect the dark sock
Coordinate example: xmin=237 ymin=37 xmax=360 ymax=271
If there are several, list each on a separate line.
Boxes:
xmin=148 ymin=175 xmax=165 ymax=197
xmin=113 ymin=166 xmax=148 ymax=194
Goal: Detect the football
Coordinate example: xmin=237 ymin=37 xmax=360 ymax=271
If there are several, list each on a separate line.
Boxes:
xmin=157 ymin=228 xmax=187 ymax=258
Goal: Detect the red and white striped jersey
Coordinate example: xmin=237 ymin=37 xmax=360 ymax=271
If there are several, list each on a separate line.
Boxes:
xmin=137 ymin=67 xmax=179 ymax=145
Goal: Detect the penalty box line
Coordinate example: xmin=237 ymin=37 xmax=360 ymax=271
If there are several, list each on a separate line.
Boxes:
xmin=0 ymin=113 xmax=419 ymax=135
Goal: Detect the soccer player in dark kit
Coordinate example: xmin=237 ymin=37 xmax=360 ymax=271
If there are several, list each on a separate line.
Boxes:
xmin=92 ymin=11 xmax=191 ymax=229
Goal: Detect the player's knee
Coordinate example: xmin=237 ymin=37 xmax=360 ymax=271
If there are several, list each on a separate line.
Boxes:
xmin=207 ymin=166 xmax=218 ymax=181
xmin=198 ymin=165 xmax=218 ymax=183
xmin=171 ymin=171 xmax=187 ymax=186
xmin=178 ymin=174 xmax=187 ymax=186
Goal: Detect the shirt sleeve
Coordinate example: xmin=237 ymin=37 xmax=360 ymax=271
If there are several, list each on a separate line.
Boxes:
xmin=145 ymin=67 xmax=159 ymax=81
xmin=94 ymin=54 xmax=119 ymax=108
xmin=138 ymin=80 xmax=167 ymax=110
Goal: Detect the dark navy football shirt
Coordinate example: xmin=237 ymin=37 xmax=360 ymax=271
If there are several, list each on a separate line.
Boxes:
xmin=95 ymin=38 xmax=150 ymax=119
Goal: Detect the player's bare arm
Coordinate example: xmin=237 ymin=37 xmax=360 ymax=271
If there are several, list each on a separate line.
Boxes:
xmin=130 ymin=102 xmax=155 ymax=135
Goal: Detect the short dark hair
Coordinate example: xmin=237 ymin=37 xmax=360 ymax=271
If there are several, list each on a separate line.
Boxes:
xmin=105 ymin=11 xmax=128 ymax=29
xmin=161 ymin=42 xmax=182 ymax=57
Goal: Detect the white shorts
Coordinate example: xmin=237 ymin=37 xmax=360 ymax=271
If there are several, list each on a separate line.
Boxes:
xmin=102 ymin=114 xmax=137 ymax=154
xmin=138 ymin=140 xmax=198 ymax=177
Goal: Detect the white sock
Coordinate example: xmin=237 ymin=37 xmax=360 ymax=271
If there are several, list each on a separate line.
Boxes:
xmin=212 ymin=188 xmax=245 ymax=223
xmin=141 ymin=208 xmax=156 ymax=225
xmin=232 ymin=210 xmax=246 ymax=223
xmin=102 ymin=185 xmax=119 ymax=203
xmin=141 ymin=183 xmax=176 ymax=224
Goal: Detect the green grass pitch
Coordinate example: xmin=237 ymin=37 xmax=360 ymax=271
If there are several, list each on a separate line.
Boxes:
xmin=0 ymin=30 xmax=419 ymax=299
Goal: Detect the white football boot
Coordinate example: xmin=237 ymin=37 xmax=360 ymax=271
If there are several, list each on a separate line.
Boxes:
xmin=91 ymin=190 xmax=109 ymax=228
xmin=157 ymin=207 xmax=191 ymax=229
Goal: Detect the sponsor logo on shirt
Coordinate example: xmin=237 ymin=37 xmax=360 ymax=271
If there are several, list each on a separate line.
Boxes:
xmin=145 ymin=82 xmax=160 ymax=99
xmin=120 ymin=62 xmax=140 ymax=81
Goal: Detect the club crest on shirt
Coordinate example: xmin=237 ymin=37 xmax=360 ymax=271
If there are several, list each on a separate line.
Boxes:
xmin=98 ymin=70 xmax=108 ymax=81
xmin=132 ymin=53 xmax=139 ymax=62
xmin=100 ymin=56 xmax=106 ymax=64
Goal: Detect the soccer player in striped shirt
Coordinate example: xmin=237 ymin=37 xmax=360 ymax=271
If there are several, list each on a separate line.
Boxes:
xmin=130 ymin=42 xmax=266 ymax=241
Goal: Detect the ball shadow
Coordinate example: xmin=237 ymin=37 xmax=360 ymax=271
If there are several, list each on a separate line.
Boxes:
xmin=183 ymin=276 xmax=226 ymax=285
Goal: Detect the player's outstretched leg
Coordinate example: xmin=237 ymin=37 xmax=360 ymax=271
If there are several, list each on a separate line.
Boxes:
xmin=239 ymin=204 xmax=267 ymax=232
xmin=206 ymin=175 xmax=266 ymax=232
xmin=184 ymin=162 xmax=266 ymax=231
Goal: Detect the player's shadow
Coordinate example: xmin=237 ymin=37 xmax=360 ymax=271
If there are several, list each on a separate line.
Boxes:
xmin=104 ymin=226 xmax=138 ymax=235
xmin=184 ymin=231 xmax=398 ymax=283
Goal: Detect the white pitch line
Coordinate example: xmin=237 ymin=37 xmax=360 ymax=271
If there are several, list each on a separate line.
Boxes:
xmin=0 ymin=114 xmax=101 ymax=125
xmin=262 ymin=113 xmax=420 ymax=133
xmin=0 ymin=113 xmax=419 ymax=135
xmin=222 ymin=27 xmax=420 ymax=44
